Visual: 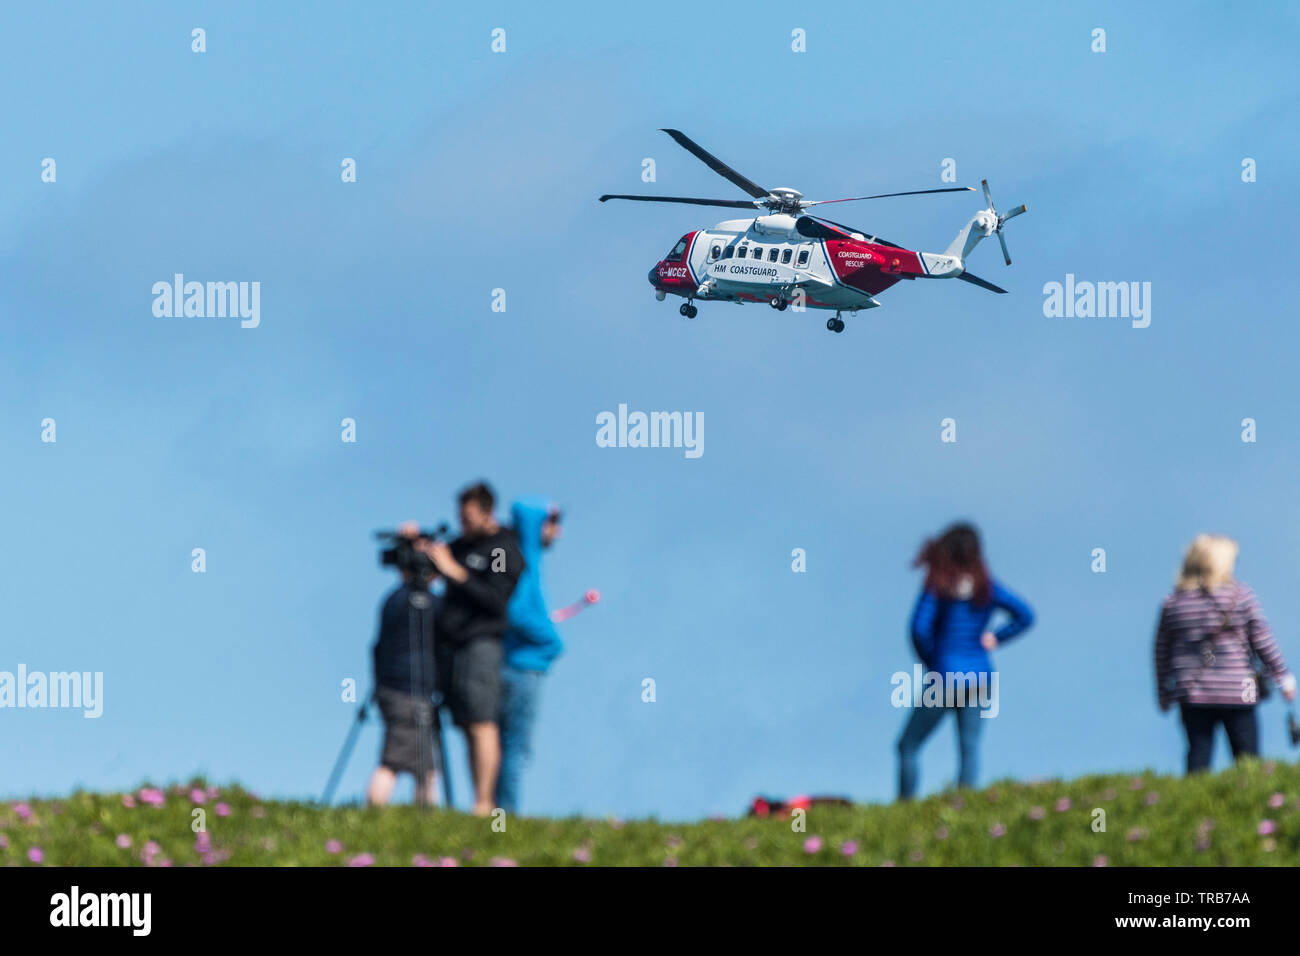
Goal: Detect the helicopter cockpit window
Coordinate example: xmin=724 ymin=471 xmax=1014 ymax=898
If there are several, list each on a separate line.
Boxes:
xmin=768 ymin=248 xmax=779 ymax=262
xmin=751 ymin=246 xmax=763 ymax=260
xmin=781 ymin=248 xmax=792 ymax=264
xmin=665 ymin=237 xmax=689 ymax=262
xmin=709 ymin=244 xmax=722 ymax=262
xmin=797 ymin=248 xmax=810 ymax=267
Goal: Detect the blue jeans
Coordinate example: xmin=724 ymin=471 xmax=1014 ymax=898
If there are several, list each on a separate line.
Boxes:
xmin=897 ymin=703 xmax=986 ymax=799
xmin=495 ymin=666 xmax=545 ymax=814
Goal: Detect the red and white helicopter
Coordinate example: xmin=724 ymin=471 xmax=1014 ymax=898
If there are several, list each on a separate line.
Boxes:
xmin=600 ymin=129 xmax=1026 ymax=333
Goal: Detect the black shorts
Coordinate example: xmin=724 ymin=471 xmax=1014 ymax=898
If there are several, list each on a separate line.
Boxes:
xmin=375 ymin=686 xmax=441 ymax=777
xmin=437 ymin=637 xmax=503 ymax=727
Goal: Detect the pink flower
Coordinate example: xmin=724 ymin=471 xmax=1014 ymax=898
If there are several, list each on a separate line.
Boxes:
xmin=437 ymin=857 xmax=458 ymax=867
xmin=990 ymin=823 xmax=1006 ymax=838
xmin=143 ymin=840 xmax=161 ymax=857
xmin=572 ymin=848 xmax=592 ymax=863
xmin=841 ymin=841 xmax=858 ymax=856
xmin=28 ymin=847 xmax=44 ymax=864
xmin=1028 ymin=806 xmax=1046 ymax=820
xmin=14 ymin=803 xmax=32 ymax=821
xmin=325 ymin=840 xmax=343 ymax=854
xmin=490 ymin=857 xmax=518 ymax=867
xmin=115 ymin=834 xmax=131 ymax=849
xmin=1055 ymin=798 xmax=1071 ymax=812
xmin=0 ymin=834 xmax=8 ymax=849
xmin=215 ymin=803 xmax=231 ymax=817
xmin=1093 ymin=855 xmax=1108 ymax=867
xmin=412 ymin=854 xmax=432 ymax=867
xmin=194 ymin=832 xmax=212 ymax=854
xmin=803 ymin=836 xmax=822 ymax=854
xmin=347 ymin=853 xmax=375 ymax=867
xmin=207 ymin=786 xmax=220 ymax=799
xmin=1129 ymin=777 xmax=1144 ymax=790
xmin=1269 ymin=792 xmax=1285 ymax=809
xmin=1258 ymin=820 xmax=1277 ymax=836
xmin=138 ymin=788 xmax=165 ymax=807
xmin=121 ymin=794 xmax=136 ymax=808
xmin=189 ymin=788 xmax=206 ymax=805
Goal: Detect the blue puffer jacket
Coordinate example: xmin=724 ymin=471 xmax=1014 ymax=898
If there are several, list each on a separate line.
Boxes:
xmin=910 ymin=580 xmax=1035 ymax=677
xmin=503 ymin=498 xmax=564 ymax=672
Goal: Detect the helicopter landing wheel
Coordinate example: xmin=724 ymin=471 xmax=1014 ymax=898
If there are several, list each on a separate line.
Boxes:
xmin=769 ymin=295 xmax=788 ymax=311
xmin=826 ymin=316 xmax=845 ymax=333
xmin=680 ymin=303 xmax=698 ymax=319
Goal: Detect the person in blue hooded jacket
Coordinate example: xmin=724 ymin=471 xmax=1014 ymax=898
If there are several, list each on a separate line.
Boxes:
xmin=897 ymin=522 xmax=1035 ymax=800
xmin=496 ymin=498 xmax=565 ymax=813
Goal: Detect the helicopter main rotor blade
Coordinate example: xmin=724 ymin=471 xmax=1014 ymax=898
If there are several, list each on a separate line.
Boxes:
xmin=957 ymin=272 xmax=1008 ymax=294
xmin=598 ymin=194 xmax=760 ymax=209
xmin=660 ymin=129 xmax=769 ymax=200
xmin=806 ymin=187 xmax=974 ymax=206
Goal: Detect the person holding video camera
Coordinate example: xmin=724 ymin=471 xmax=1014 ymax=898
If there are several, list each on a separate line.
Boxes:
xmin=365 ymin=563 xmax=441 ymax=808
xmin=403 ymin=481 xmax=523 ymax=816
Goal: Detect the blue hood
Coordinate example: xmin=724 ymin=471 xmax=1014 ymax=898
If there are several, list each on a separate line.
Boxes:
xmin=503 ymin=497 xmax=564 ymax=671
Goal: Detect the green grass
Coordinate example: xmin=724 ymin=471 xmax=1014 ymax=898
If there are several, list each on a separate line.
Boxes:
xmin=3 ymin=760 xmax=1299 ymax=866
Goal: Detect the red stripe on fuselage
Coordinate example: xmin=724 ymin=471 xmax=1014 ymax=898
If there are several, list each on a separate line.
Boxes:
xmin=825 ymin=239 xmax=923 ymax=296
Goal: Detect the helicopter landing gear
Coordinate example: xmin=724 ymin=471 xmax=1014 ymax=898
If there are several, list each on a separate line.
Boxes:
xmin=679 ymin=302 xmax=698 ymax=319
xmin=769 ymin=295 xmax=788 ymax=311
xmin=826 ymin=313 xmax=845 ymax=333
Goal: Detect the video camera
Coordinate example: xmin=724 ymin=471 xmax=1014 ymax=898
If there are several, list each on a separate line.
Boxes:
xmin=375 ymin=524 xmax=450 ymax=584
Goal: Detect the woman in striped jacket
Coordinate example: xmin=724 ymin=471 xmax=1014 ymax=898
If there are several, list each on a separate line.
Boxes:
xmin=1155 ymin=534 xmax=1296 ymax=773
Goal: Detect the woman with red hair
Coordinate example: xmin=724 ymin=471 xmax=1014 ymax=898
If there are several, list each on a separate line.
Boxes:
xmin=897 ymin=522 xmax=1035 ymax=799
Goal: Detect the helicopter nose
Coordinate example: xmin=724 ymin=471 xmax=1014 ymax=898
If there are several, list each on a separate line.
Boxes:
xmin=647 ymin=266 xmax=659 ymax=286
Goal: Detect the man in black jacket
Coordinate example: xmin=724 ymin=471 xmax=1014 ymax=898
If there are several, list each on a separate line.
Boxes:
xmin=404 ymin=481 xmax=523 ymax=816
xmin=365 ymin=568 xmax=440 ymax=807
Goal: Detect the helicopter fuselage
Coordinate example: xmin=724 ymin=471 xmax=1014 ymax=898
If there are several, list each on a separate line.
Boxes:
xmin=648 ymin=213 xmax=962 ymax=313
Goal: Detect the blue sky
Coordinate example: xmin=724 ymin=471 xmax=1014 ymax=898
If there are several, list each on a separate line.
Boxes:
xmin=2 ymin=1 xmax=1299 ymax=820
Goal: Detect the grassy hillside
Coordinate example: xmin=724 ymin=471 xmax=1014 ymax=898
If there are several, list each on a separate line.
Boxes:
xmin=3 ymin=760 xmax=1298 ymax=866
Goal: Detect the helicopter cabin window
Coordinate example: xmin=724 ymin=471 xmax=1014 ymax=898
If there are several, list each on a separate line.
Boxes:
xmin=797 ymin=248 xmax=810 ymax=267
xmin=735 ymin=245 xmax=747 ymax=259
xmin=709 ymin=243 xmax=723 ymax=262
xmin=665 ymin=237 xmax=689 ymax=262
xmin=722 ymin=245 xmax=735 ymax=259
xmin=768 ymin=247 xmax=779 ymax=262
xmin=781 ymin=248 xmax=793 ymax=264
xmin=751 ymin=246 xmax=763 ymax=260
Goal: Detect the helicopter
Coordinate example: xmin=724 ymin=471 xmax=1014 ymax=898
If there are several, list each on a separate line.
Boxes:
xmin=600 ymin=129 xmax=1026 ymax=333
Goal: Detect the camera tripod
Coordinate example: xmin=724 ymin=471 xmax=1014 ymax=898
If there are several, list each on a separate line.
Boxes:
xmin=321 ymin=579 xmax=453 ymax=808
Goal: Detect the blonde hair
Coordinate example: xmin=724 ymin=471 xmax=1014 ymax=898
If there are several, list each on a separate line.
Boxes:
xmin=1176 ymin=534 xmax=1239 ymax=591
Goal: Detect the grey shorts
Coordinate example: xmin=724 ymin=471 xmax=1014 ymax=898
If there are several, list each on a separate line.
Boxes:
xmin=437 ymin=637 xmax=503 ymax=727
xmin=375 ymin=686 xmax=441 ymax=777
